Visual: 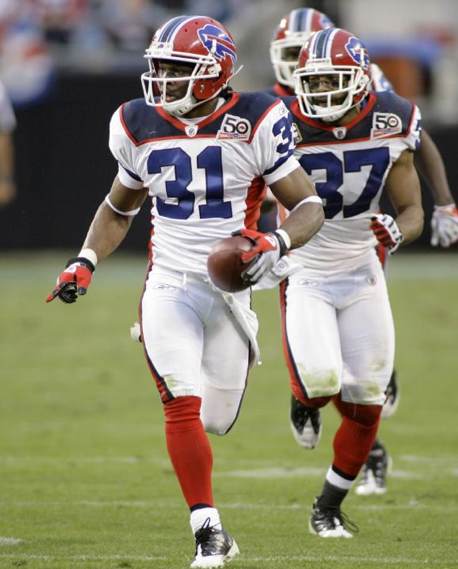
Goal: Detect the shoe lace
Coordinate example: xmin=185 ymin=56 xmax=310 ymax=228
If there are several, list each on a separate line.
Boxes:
xmin=195 ymin=519 xmax=228 ymax=556
xmin=318 ymin=505 xmax=359 ymax=534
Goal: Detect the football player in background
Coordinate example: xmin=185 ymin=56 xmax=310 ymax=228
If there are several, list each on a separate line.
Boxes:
xmin=0 ymin=80 xmax=16 ymax=206
xmin=267 ymin=7 xmax=458 ymax=497
xmin=46 ymin=15 xmax=324 ymax=568
xmin=275 ymin=27 xmax=424 ymax=537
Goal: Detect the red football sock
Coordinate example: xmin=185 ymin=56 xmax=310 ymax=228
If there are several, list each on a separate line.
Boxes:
xmin=331 ymin=398 xmax=382 ymax=478
xmin=164 ymin=396 xmax=214 ymax=508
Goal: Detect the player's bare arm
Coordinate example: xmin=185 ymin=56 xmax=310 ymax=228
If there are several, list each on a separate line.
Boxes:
xmin=82 ymin=176 xmax=148 ymax=262
xmin=385 ymin=149 xmax=424 ymax=244
xmin=416 ymin=129 xmax=454 ymax=206
xmin=415 ymin=129 xmax=458 ymax=247
xmin=270 ymin=166 xmax=324 ymax=249
xmin=46 ymin=177 xmax=147 ymax=303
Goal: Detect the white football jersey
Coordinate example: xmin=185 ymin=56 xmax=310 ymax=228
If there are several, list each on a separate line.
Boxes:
xmin=283 ymin=90 xmax=421 ymax=273
xmin=109 ymin=92 xmax=299 ymax=275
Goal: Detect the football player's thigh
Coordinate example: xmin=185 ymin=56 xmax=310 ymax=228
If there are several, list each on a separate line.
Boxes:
xmin=141 ymin=284 xmax=204 ymax=398
xmin=200 ymin=299 xmax=250 ymax=435
xmin=338 ymin=274 xmax=395 ymax=405
xmin=285 ymin=283 xmax=342 ymax=398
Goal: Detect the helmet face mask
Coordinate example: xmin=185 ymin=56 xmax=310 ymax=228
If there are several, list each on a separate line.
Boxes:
xmin=141 ymin=16 xmax=239 ymax=117
xmin=294 ymin=29 xmax=371 ymax=123
xmin=270 ymin=8 xmax=335 ymax=90
xmin=270 ymin=34 xmax=309 ymax=89
xmin=142 ymin=49 xmax=221 ymax=116
xmin=295 ymin=66 xmax=368 ymax=122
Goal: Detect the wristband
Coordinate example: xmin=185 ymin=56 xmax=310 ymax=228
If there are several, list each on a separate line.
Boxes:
xmin=434 ymin=203 xmax=456 ymax=212
xmin=66 ymin=256 xmax=96 ymax=273
xmin=274 ymin=229 xmax=291 ymax=257
xmin=78 ymin=248 xmax=98 ymax=267
xmin=274 ymin=229 xmax=290 ymax=256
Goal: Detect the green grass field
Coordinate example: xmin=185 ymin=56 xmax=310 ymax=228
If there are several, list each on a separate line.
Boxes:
xmin=1 ymin=252 xmax=457 ymax=569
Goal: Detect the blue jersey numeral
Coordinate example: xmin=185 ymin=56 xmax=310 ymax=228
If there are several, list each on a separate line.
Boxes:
xmin=147 ymin=146 xmax=233 ymax=220
xmin=148 ymin=148 xmax=194 ymax=219
xmin=299 ymin=147 xmax=390 ymax=219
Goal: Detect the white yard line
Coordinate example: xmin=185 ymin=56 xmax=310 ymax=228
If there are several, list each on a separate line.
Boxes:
xmin=1 ymin=500 xmax=458 ymax=512
xmin=0 ymin=553 xmax=449 ymax=565
xmin=1 ymin=454 xmax=456 ymax=467
xmin=0 ymin=537 xmax=23 ymax=546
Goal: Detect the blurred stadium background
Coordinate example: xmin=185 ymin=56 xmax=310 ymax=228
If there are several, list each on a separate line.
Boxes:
xmin=0 ymin=1 xmax=457 ymax=568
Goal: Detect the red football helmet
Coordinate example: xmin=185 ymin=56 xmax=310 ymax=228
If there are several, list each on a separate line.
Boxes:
xmin=141 ymin=15 xmax=239 ymax=116
xmin=270 ymin=8 xmax=334 ymax=89
xmin=294 ymin=28 xmax=371 ymax=122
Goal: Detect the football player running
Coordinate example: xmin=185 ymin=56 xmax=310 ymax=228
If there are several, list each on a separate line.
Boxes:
xmin=46 ymin=15 xmax=324 ymax=568
xmin=268 ymin=7 xmax=458 ymax=497
xmin=275 ymin=27 xmax=424 ymax=537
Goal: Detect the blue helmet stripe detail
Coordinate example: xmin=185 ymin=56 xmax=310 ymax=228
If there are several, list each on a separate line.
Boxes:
xmin=298 ymin=8 xmax=309 ymax=31
xmin=289 ymin=9 xmax=300 ymax=32
xmin=314 ymin=28 xmax=334 ymax=58
xmin=290 ymin=8 xmax=309 ymax=32
xmin=158 ymin=15 xmax=189 ymax=42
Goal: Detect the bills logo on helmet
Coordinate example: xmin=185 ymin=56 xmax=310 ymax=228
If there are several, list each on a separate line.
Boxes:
xmin=345 ymin=36 xmax=369 ymax=69
xmin=198 ymin=24 xmax=237 ymax=64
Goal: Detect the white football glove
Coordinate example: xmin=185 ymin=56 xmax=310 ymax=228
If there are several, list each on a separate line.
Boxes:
xmin=235 ymin=228 xmax=289 ymax=285
xmin=370 ymin=214 xmax=404 ymax=254
xmin=430 ymin=203 xmax=458 ymax=248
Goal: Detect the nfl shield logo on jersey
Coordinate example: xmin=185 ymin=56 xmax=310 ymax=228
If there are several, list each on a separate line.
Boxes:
xmin=332 ymin=127 xmax=347 ymax=140
xmin=185 ymin=124 xmax=199 ymax=137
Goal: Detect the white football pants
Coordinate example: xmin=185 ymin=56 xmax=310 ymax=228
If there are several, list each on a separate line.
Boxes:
xmin=282 ymin=257 xmax=395 ymax=405
xmin=141 ymin=267 xmax=252 ymax=435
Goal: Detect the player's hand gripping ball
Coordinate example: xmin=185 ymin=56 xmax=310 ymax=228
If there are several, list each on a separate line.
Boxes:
xmin=207 ymin=236 xmax=254 ymax=292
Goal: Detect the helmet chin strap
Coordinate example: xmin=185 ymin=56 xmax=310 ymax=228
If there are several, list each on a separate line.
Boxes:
xmin=164 ymin=93 xmax=215 ymax=117
xmin=315 ymin=105 xmax=348 ymax=123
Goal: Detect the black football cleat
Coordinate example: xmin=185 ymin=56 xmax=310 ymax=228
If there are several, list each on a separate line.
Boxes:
xmin=355 ymin=441 xmax=391 ymax=496
xmin=309 ymin=498 xmax=357 ymax=538
xmin=382 ymin=369 xmax=400 ymax=418
xmin=191 ymin=520 xmax=239 ymax=568
xmin=290 ymin=396 xmax=322 ymax=449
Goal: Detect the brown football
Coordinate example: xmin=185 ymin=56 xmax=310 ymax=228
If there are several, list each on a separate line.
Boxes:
xmin=207 ymin=236 xmax=253 ymax=292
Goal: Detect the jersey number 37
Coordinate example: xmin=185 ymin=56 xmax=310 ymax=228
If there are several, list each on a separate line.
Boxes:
xmin=299 ymin=147 xmax=390 ymax=219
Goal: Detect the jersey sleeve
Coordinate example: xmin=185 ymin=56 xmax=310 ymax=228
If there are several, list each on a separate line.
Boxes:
xmin=108 ymin=106 xmax=144 ymax=189
xmin=252 ymin=99 xmax=301 ymax=186
xmin=405 ymin=104 xmax=422 ymax=151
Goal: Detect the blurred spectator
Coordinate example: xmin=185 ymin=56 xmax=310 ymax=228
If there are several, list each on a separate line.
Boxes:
xmin=96 ymin=0 xmax=166 ymax=53
xmin=0 ymin=79 xmax=16 ymax=206
xmin=34 ymin=0 xmax=89 ymax=46
xmin=0 ymin=0 xmax=55 ymax=107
